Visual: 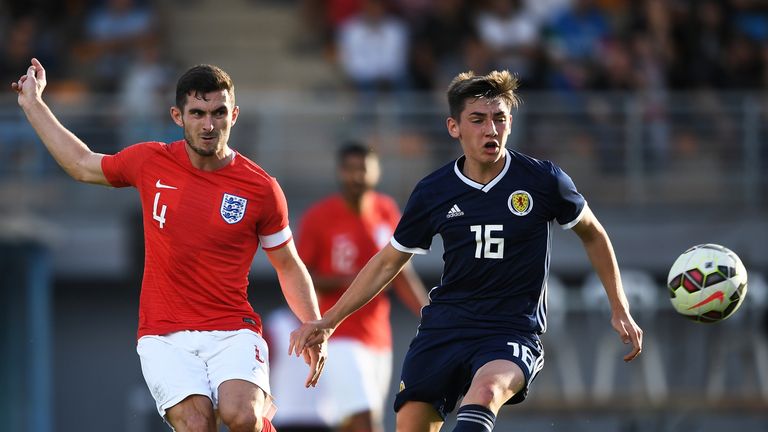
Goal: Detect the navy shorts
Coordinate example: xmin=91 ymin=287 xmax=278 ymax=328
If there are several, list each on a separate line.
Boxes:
xmin=393 ymin=327 xmax=544 ymax=419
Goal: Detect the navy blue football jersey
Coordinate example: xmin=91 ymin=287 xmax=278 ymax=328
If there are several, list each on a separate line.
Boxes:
xmin=391 ymin=149 xmax=586 ymax=334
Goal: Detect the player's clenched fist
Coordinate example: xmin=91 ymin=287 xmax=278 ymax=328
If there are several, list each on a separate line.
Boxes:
xmin=11 ymin=58 xmax=47 ymax=106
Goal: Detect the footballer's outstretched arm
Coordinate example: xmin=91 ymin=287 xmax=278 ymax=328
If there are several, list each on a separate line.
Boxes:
xmin=289 ymin=243 xmax=413 ymax=355
xmin=572 ymin=206 xmax=643 ymax=362
xmin=265 ymin=239 xmax=326 ymax=387
xmin=11 ymin=58 xmax=108 ymax=185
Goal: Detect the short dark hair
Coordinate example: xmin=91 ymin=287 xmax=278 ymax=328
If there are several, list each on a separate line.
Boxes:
xmin=446 ymin=70 xmax=521 ymax=120
xmin=337 ymin=141 xmax=375 ymax=165
xmin=175 ymin=64 xmax=235 ymax=109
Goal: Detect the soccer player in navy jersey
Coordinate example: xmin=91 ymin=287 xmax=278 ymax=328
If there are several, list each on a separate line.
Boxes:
xmin=290 ymin=70 xmax=643 ymax=432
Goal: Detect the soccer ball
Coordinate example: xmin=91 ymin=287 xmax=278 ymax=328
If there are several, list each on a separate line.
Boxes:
xmin=667 ymin=244 xmax=748 ymax=323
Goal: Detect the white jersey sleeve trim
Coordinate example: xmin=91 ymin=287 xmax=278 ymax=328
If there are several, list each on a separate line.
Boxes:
xmin=390 ymin=237 xmax=429 ymax=255
xmin=260 ymin=226 xmax=293 ymax=249
xmin=560 ymin=202 xmax=588 ymax=230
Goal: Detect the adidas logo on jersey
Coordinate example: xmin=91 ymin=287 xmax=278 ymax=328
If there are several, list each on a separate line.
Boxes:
xmin=446 ymin=204 xmax=464 ymax=218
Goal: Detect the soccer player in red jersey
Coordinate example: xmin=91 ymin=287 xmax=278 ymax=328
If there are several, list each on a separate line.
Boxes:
xmin=293 ymin=143 xmax=428 ymax=432
xmin=12 ymin=58 xmax=326 ymax=432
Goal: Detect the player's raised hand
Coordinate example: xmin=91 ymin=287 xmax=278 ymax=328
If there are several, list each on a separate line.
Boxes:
xmin=611 ymin=309 xmax=643 ymax=362
xmin=11 ymin=58 xmax=47 ymax=106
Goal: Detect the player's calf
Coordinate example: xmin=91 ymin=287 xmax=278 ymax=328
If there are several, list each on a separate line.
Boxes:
xmin=451 ymin=405 xmax=496 ymax=432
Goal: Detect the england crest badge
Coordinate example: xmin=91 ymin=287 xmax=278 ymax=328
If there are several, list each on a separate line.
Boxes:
xmin=220 ymin=193 xmax=248 ymax=224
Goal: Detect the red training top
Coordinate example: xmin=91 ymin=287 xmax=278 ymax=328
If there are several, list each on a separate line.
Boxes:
xmin=102 ymin=140 xmax=291 ymax=339
xmin=297 ymin=193 xmax=401 ymax=350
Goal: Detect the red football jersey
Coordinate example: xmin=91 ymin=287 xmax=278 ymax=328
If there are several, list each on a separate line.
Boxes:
xmin=297 ymin=193 xmax=401 ymax=350
xmin=102 ymin=140 xmax=291 ymax=338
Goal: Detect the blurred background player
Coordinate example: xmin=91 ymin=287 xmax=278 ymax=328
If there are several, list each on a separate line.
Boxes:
xmin=290 ymin=70 xmax=643 ymax=432
xmin=11 ymin=58 xmax=327 ymax=432
xmin=294 ymin=142 xmax=429 ymax=432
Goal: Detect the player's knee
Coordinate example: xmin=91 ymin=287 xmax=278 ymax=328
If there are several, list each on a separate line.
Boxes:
xmin=169 ymin=411 xmax=216 ymax=432
xmin=219 ymin=408 xmax=262 ymax=432
xmin=466 ymin=379 xmax=514 ymax=408
xmin=466 ymin=385 xmax=496 ymax=406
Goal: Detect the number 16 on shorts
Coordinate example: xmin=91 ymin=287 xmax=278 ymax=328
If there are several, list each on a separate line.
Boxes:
xmin=507 ymin=342 xmax=536 ymax=374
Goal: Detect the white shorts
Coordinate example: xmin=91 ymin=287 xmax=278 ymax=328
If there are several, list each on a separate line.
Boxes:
xmin=136 ymin=329 xmax=275 ymax=420
xmin=324 ymin=338 xmax=392 ymax=423
xmin=265 ymin=308 xmax=335 ymax=427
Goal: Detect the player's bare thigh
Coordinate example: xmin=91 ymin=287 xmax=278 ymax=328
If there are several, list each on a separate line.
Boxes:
xmin=462 ymin=359 xmax=525 ymax=412
xmin=166 ymin=394 xmax=218 ymax=432
xmin=396 ymin=401 xmax=443 ymax=432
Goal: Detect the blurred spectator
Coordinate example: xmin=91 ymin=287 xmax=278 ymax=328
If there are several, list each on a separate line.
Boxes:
xmin=588 ymin=38 xmax=635 ymax=173
xmin=668 ymin=0 xmax=730 ymax=90
xmin=72 ymin=0 xmax=157 ymax=92
xmin=297 ymin=0 xmax=362 ymax=53
xmin=723 ymin=32 xmax=764 ymax=89
xmin=0 ymin=15 xmax=61 ymax=87
xmin=0 ymin=15 xmax=60 ymax=177
xmin=546 ymin=0 xmax=612 ymax=63
xmin=336 ymin=0 xmax=410 ymax=99
xmin=523 ymin=0 xmax=573 ymax=25
xmin=543 ymin=0 xmax=627 ymax=174
xmin=322 ymin=0 xmax=364 ymax=34
xmin=634 ymin=0 xmax=674 ymax=67
xmin=474 ymin=0 xmax=546 ymax=87
xmin=632 ymin=30 xmax=670 ymax=172
xmin=731 ymin=0 xmax=768 ymax=44
xmin=390 ymin=0 xmax=433 ymax=24
xmin=728 ymin=1 xmax=768 ymax=87
xmin=118 ymin=44 xmax=176 ymax=146
xmin=666 ymin=1 xmax=747 ymax=171
xmin=409 ymin=0 xmax=478 ymax=91
xmin=543 ymin=0 xmax=612 ymax=92
xmin=593 ymin=38 xmax=636 ymax=91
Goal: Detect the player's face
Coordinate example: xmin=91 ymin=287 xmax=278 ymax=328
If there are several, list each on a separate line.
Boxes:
xmin=338 ymin=154 xmax=380 ymax=200
xmin=447 ymin=97 xmax=512 ymax=165
xmin=171 ymin=90 xmax=239 ymax=158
